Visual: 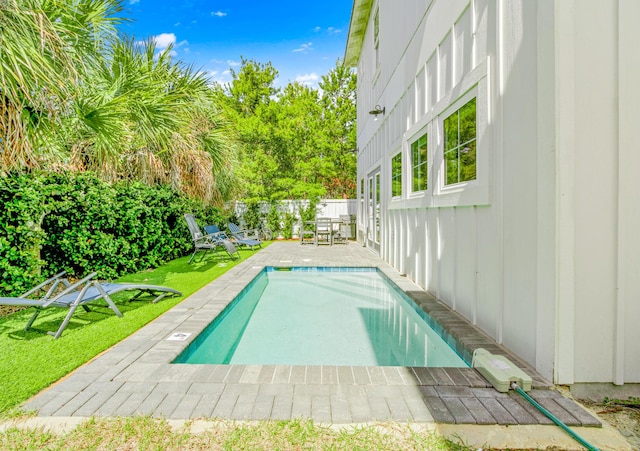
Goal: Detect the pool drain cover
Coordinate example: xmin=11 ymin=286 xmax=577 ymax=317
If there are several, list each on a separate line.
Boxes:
xmin=167 ymin=332 xmax=191 ymax=341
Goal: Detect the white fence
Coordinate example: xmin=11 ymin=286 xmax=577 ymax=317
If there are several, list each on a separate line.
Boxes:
xmin=232 ymin=199 xmax=357 ymax=238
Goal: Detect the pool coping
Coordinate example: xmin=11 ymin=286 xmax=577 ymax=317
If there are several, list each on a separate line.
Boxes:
xmin=23 ymin=241 xmax=601 ymax=427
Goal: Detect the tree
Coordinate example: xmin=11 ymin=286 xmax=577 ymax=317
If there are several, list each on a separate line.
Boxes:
xmin=0 ymin=0 xmax=237 ymax=205
xmin=0 ymin=0 xmax=123 ymax=171
xmin=318 ymin=61 xmax=357 ymax=198
xmin=62 ymin=38 xmax=237 ymax=204
xmin=220 ymin=58 xmax=357 ymax=202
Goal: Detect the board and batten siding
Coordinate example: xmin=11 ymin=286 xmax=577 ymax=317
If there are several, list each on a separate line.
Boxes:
xmin=354 ymin=0 xmax=640 ymax=387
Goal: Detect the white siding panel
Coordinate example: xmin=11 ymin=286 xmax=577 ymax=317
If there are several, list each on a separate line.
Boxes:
xmin=499 ymin=0 xmax=538 ymax=365
xmin=454 ymin=207 xmax=477 ymax=320
xmin=474 ymin=206 xmax=501 ymax=338
xmin=436 ymin=208 xmax=455 ymax=307
xmin=619 ymin=0 xmax=640 ymax=384
xmin=454 ymin=6 xmax=473 ymax=86
xmin=426 ymin=208 xmax=439 ymax=294
xmin=474 ymin=0 xmax=489 ymax=65
xmin=426 ymin=54 xmax=437 ymax=112
xmin=572 ymin=1 xmax=618 ymax=383
xmin=438 ymin=32 xmax=453 ymax=100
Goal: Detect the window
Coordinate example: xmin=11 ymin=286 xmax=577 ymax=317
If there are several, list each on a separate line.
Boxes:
xmin=391 ymin=153 xmax=402 ymax=197
xmin=411 ymin=133 xmax=428 ymax=192
xmin=444 ymin=98 xmax=476 ymax=185
xmin=374 ymin=7 xmax=380 ymax=68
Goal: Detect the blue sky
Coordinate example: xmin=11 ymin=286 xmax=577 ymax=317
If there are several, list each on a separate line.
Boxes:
xmin=120 ymin=1 xmax=353 ymax=88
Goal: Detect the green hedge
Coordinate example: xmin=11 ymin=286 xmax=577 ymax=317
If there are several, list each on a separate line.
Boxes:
xmin=0 ymin=171 xmax=227 ymax=296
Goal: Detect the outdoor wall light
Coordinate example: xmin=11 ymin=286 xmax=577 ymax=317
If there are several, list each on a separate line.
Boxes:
xmin=368 ymin=105 xmax=385 ymax=120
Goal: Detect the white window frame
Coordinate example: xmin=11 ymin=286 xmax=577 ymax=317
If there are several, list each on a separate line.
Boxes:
xmin=433 ymin=79 xmax=489 ymax=207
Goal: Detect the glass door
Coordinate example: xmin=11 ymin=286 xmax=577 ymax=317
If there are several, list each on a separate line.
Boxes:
xmin=367 ymin=168 xmax=381 ymax=252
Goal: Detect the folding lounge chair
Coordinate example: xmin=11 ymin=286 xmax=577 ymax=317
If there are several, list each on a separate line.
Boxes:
xmin=0 ymin=272 xmax=182 ymax=339
xmin=227 ymin=222 xmax=262 ymax=250
xmin=203 ymin=225 xmax=241 ymax=259
xmin=184 ymin=214 xmax=239 ymax=263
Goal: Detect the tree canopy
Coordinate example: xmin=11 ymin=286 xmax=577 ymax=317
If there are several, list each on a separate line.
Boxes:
xmin=0 ymin=1 xmax=357 ymax=205
xmin=217 ymin=58 xmax=357 ymax=202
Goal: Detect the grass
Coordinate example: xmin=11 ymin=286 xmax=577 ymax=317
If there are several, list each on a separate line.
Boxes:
xmin=0 ymin=247 xmax=259 ymax=415
xmin=0 ymin=417 xmax=476 ymax=450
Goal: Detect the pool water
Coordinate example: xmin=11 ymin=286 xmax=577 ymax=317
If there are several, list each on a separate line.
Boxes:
xmin=174 ymin=267 xmax=469 ymax=367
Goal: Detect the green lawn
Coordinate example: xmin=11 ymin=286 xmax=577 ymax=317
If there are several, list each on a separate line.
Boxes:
xmin=0 ymin=247 xmax=262 ymax=414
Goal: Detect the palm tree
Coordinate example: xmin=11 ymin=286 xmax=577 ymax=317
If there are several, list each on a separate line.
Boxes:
xmin=1 ymin=0 xmax=237 ymax=204
xmin=65 ymin=37 xmax=237 ymax=204
xmin=0 ymin=0 xmax=123 ymax=171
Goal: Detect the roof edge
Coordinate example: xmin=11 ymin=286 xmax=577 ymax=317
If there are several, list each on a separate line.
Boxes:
xmin=343 ymin=0 xmax=374 ymax=67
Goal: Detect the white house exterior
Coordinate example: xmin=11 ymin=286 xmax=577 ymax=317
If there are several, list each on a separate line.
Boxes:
xmin=346 ymin=0 xmax=640 ymax=395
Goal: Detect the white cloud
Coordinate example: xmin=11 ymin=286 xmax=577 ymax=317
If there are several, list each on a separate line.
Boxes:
xmin=227 ymin=59 xmax=241 ymax=67
xmin=211 ymin=11 xmax=227 ymax=17
xmin=295 ymin=73 xmax=319 ymax=87
xmin=153 ymin=33 xmax=176 ymax=50
xmin=314 ymin=26 xmax=342 ymax=35
xmin=293 ymin=42 xmax=313 ymax=53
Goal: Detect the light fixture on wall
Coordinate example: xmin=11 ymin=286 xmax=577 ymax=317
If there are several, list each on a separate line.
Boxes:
xmin=368 ymin=105 xmax=385 ymax=121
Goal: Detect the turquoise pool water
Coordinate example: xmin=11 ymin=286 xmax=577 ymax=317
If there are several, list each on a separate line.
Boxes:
xmin=174 ymin=267 xmax=470 ymax=367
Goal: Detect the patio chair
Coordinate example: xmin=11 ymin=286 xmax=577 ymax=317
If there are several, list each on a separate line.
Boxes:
xmin=315 ymin=217 xmax=333 ymax=245
xmin=227 ymin=222 xmax=262 ymax=250
xmin=299 ymin=220 xmax=316 ymax=245
xmin=203 ymin=225 xmax=241 ymax=259
xmin=332 ymin=218 xmax=348 ymax=245
xmin=0 ymin=272 xmax=183 ymax=339
xmin=184 ymin=214 xmax=239 ymax=263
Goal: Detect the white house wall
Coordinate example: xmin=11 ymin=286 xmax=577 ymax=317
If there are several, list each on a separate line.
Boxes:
xmin=354 ymin=0 xmax=640 ymax=386
xmin=554 ymin=0 xmax=640 ymax=386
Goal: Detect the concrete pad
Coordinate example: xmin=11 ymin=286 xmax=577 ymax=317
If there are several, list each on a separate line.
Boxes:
xmin=435 ymin=423 xmax=633 ymax=451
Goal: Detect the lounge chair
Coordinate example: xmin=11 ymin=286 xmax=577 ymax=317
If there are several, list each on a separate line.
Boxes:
xmin=0 ymin=272 xmax=182 ymax=339
xmin=184 ymin=214 xmax=239 ymax=263
xmin=227 ymin=222 xmax=262 ymax=250
xmin=203 ymin=225 xmax=241 ymax=259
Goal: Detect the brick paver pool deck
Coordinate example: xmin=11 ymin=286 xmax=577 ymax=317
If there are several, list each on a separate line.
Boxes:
xmin=24 ymin=242 xmax=601 ymax=428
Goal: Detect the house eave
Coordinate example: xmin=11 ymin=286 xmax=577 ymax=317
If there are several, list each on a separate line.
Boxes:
xmin=344 ymin=0 xmax=374 ymax=67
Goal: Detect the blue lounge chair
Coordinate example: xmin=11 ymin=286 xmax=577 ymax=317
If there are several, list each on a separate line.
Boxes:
xmin=0 ymin=272 xmax=182 ymax=338
xmin=184 ymin=214 xmax=239 ymax=262
xmin=203 ymin=225 xmax=241 ymax=259
xmin=227 ymin=222 xmax=262 ymax=250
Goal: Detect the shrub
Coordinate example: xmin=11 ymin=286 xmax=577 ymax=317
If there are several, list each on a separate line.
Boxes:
xmin=0 ymin=171 xmax=221 ymax=295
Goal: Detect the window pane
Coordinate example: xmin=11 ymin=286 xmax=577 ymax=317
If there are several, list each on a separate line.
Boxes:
xmin=459 ymin=98 xmax=476 ymax=144
xmin=460 ymin=141 xmax=476 ymax=182
xmin=391 ymin=153 xmax=402 ymax=197
xmin=411 ymin=133 xmax=428 ymax=192
xmin=443 ymin=114 xmax=458 ymax=152
xmin=420 ymin=162 xmax=428 ymax=190
xmin=444 ymin=97 xmax=476 ymax=185
xmin=445 ymin=149 xmax=459 ymax=185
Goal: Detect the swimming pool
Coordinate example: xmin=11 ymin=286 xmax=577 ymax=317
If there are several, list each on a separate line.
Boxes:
xmin=174 ymin=267 xmax=470 ymax=367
